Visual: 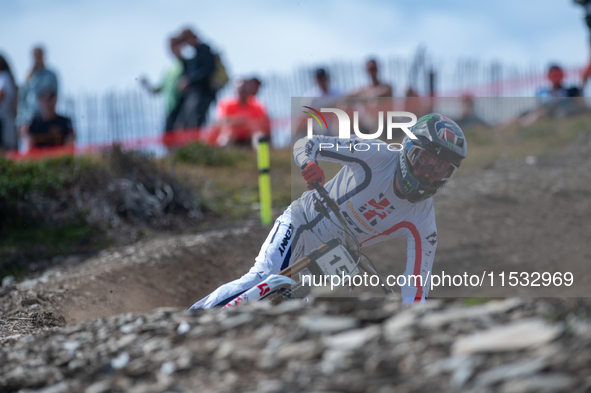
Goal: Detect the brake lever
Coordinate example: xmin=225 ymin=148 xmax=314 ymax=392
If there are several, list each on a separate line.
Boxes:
xmin=312 ymin=192 xmax=330 ymax=218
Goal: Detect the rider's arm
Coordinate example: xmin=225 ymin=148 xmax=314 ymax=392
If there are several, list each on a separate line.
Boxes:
xmin=362 ymin=205 xmax=438 ymax=304
xmin=293 ymin=134 xmax=389 ymax=168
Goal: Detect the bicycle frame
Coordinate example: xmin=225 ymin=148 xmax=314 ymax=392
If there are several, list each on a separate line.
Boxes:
xmin=279 ymin=181 xmax=394 ymax=295
xmin=223 ymin=179 xmax=395 ymax=309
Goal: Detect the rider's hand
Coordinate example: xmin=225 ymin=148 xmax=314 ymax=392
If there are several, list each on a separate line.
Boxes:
xmin=302 ymin=161 xmax=325 ymax=190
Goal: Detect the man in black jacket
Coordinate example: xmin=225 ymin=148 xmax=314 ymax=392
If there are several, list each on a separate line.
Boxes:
xmin=575 ymin=0 xmax=591 ymax=84
xmin=175 ymin=28 xmax=216 ymax=129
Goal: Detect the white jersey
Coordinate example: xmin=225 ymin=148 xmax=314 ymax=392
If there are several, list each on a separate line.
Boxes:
xmin=191 ymin=134 xmax=439 ymax=309
xmin=292 ymin=135 xmax=438 ymax=302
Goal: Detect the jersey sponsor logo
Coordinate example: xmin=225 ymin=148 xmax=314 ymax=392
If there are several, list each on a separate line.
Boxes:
xmin=426 ymin=231 xmax=437 ymax=246
xmin=257 ymin=283 xmax=270 ymax=297
xmin=278 ymin=225 xmax=293 ymax=256
xmin=346 ymin=201 xmax=378 ymax=234
xmin=359 ymin=194 xmax=395 ymax=227
xmin=342 ymin=211 xmax=365 ymax=234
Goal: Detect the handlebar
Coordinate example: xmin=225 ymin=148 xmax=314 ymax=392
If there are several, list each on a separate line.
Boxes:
xmin=300 ymin=163 xmax=395 ymax=296
xmin=302 ymin=163 xmax=356 ymax=251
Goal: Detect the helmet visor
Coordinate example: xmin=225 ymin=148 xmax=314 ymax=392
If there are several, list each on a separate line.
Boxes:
xmin=407 ymin=145 xmax=457 ymax=185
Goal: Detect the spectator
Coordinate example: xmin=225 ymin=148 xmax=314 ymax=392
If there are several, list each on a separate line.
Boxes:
xmin=25 ymin=86 xmax=75 ymax=148
xmin=306 ymin=68 xmax=342 ymax=99
xmin=348 ymin=58 xmax=393 ymax=98
xmin=0 ymin=54 xmax=18 ymax=151
xmin=518 ymin=64 xmax=587 ymax=126
xmin=295 ymin=68 xmax=343 ymax=137
xmin=342 ymin=58 xmax=394 ymax=141
xmin=574 ymin=0 xmax=591 ymax=84
xmin=207 ymin=77 xmax=270 ymax=148
xmin=455 ymin=95 xmax=487 ymax=129
xmin=140 ymin=37 xmax=184 ymax=132
xmin=536 ymin=64 xmax=581 ymax=101
xmin=173 ymin=28 xmax=216 ymax=130
xmin=18 ymin=46 xmax=59 ymax=128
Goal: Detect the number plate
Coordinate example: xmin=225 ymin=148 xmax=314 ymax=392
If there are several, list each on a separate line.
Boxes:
xmin=313 ymin=243 xmax=359 ymax=278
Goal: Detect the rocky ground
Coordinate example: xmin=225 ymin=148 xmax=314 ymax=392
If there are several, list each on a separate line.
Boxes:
xmin=2 ymin=296 xmax=591 ymax=392
xmin=1 ymin=141 xmax=591 ymax=392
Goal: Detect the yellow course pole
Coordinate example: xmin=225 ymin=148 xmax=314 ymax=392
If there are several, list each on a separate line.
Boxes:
xmin=257 ymin=136 xmax=272 ymax=225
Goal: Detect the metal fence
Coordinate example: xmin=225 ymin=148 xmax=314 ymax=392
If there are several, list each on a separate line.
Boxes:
xmin=54 ymin=52 xmax=584 ymax=151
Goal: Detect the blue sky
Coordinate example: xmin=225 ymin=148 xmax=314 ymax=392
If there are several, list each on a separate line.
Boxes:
xmin=0 ymin=0 xmax=587 ymax=93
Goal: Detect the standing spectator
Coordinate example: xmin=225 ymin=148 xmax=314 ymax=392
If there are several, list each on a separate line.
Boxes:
xmin=294 ymin=68 xmax=343 ymax=138
xmin=574 ymin=0 xmax=591 ymax=84
xmin=306 ymin=68 xmax=342 ymax=99
xmin=18 ymin=46 xmax=58 ymax=128
xmin=0 ymin=54 xmax=18 ymax=151
xmin=455 ymin=95 xmax=487 ymax=129
xmin=174 ymin=28 xmax=216 ymax=130
xmin=206 ymin=77 xmax=270 ymax=149
xmin=141 ymin=37 xmax=183 ymax=131
xmin=518 ymin=64 xmax=587 ymax=125
xmin=141 ymin=37 xmax=184 ymax=133
xmin=348 ymin=58 xmax=393 ymax=98
xmin=24 ymin=86 xmax=74 ymax=148
xmin=344 ymin=58 xmax=394 ymax=140
xmin=536 ymin=64 xmax=581 ymax=100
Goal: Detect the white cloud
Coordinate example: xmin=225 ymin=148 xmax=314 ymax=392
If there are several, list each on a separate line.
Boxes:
xmin=0 ymin=0 xmax=588 ymax=93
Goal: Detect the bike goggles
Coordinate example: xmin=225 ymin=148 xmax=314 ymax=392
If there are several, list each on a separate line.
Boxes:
xmin=407 ymin=145 xmax=457 ymax=185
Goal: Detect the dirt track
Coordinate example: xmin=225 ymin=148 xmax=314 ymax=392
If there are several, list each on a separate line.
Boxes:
xmin=0 ymin=224 xmax=268 ymax=327
xmin=1 ymin=142 xmax=591 ymax=392
xmin=2 ymin=141 xmax=591 ymax=333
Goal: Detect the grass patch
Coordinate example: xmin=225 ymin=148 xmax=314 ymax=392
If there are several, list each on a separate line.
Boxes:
xmin=0 ymin=147 xmax=203 ymax=279
xmin=166 ymin=147 xmax=293 ymax=221
xmin=174 ymin=142 xmax=246 ymax=166
xmin=459 ymin=113 xmax=591 ymax=172
xmin=0 ymin=155 xmax=100 ymax=197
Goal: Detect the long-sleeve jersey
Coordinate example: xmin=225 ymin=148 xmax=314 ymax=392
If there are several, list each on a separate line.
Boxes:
xmin=292 ymin=135 xmax=438 ymax=302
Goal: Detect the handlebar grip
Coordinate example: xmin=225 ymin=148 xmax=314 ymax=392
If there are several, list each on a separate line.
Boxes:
xmin=301 ymin=162 xmax=324 ymax=192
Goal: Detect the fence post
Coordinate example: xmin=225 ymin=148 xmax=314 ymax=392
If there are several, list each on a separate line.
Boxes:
xmin=257 ymin=136 xmax=272 ymax=225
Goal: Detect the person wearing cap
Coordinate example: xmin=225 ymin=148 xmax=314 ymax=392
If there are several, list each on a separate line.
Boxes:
xmin=306 ymin=68 xmax=342 ymax=99
xmin=295 ymin=68 xmax=343 ymax=138
xmin=18 ymin=46 xmax=59 ymax=128
xmin=24 ymin=85 xmax=74 ymax=148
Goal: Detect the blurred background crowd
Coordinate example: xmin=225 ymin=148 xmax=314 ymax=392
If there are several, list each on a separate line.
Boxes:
xmin=2 ymin=0 xmax=591 ymax=156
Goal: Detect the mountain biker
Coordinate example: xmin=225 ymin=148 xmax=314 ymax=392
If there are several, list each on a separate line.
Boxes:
xmin=190 ymin=113 xmax=467 ymax=309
